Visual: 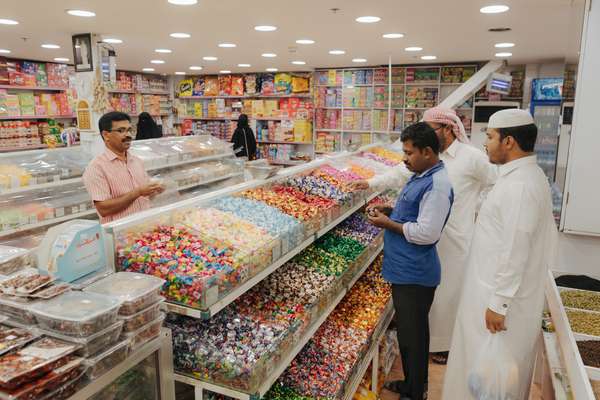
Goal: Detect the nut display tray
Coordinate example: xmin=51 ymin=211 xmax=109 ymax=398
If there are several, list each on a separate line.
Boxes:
xmin=29 ymin=291 xmax=121 ymax=337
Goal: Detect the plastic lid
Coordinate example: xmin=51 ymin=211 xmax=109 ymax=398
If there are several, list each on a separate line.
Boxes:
xmin=35 ymin=320 xmax=124 ymax=344
xmin=83 ymin=272 xmax=164 ymax=303
xmin=29 ymin=291 xmax=121 ymax=322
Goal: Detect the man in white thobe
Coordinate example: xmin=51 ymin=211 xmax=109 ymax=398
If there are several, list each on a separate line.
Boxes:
xmin=350 ymin=107 xmax=497 ymax=369
xmin=442 ymin=109 xmax=558 ymax=400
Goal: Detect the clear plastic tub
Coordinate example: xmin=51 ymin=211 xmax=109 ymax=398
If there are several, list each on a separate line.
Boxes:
xmin=84 ymin=340 xmax=130 ymax=380
xmin=0 ymin=296 xmax=38 ymax=325
xmin=29 ymin=291 xmax=121 ymax=337
xmin=0 ymin=247 xmax=31 ymax=276
xmin=84 ymin=272 xmax=165 ymax=316
xmin=119 ymin=298 xmax=164 ymax=333
xmin=121 ymin=313 xmax=164 ymax=351
xmin=37 ymin=320 xmax=124 ymax=357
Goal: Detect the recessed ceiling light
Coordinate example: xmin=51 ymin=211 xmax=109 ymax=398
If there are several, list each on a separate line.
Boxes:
xmin=203 ymin=56 xmax=218 ymax=61
xmin=142 ymin=68 xmax=155 ymax=72
xmin=0 ymin=19 xmax=18 ymax=25
xmin=41 ymin=44 xmax=61 ymax=49
xmin=421 ymin=55 xmax=437 ymax=60
xmin=480 ymin=5 xmax=510 ymax=14
xmin=151 ymin=60 xmax=165 ymax=64
xmin=266 ymin=68 xmax=278 ymax=72
xmin=155 ymin=48 xmax=172 ymax=53
xmin=356 ymin=16 xmax=381 ymax=23
xmin=189 ymin=66 xmax=203 ymax=70
xmin=170 ymin=32 xmax=191 ymax=39
xmin=262 ymin=53 xmax=277 ymax=58
xmin=66 ymin=9 xmax=96 ymax=17
xmin=219 ymin=70 xmax=232 ymax=74
xmin=53 ymin=57 xmax=69 ymax=62
xmin=296 ymin=39 xmax=315 ymax=45
xmin=329 ymin=50 xmax=345 ymax=55
xmin=352 ymin=58 xmax=367 ymax=63
xmin=175 ymin=71 xmax=186 ymax=75
xmin=254 ymin=25 xmax=277 ymax=32
xmin=168 ymin=0 xmax=198 ymax=5
xmin=0 ymin=49 xmax=11 ymax=54
xmin=405 ymin=46 xmax=423 ymax=52
xmin=103 ymin=38 xmax=123 ymax=44
xmin=382 ymin=33 xmax=404 ymax=39
xmin=495 ymin=42 xmax=515 ymax=48
xmin=495 ymin=52 xmax=513 ymax=57
xmin=218 ymin=43 xmax=237 ymax=48
xmin=238 ymin=63 xmax=251 ymax=68
xmin=292 ymin=61 xmax=306 ymax=65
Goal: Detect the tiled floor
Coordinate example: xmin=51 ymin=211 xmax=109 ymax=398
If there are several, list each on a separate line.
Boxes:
xmin=380 ymin=355 xmax=543 ymax=400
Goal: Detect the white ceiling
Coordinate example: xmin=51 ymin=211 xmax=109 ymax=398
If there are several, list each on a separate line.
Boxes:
xmin=0 ymin=0 xmax=586 ymax=75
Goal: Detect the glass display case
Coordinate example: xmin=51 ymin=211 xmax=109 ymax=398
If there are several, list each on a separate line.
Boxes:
xmin=104 ymin=146 xmax=401 ymax=316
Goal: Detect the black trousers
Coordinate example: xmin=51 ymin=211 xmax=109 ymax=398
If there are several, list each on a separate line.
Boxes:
xmin=392 ymin=284 xmax=436 ymax=400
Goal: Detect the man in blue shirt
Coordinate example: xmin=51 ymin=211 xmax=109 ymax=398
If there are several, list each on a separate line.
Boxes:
xmin=368 ymin=122 xmax=454 ymax=400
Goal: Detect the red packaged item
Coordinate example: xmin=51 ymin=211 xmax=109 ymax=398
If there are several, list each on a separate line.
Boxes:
xmin=0 ymin=356 xmax=84 ymax=400
xmin=218 ymin=75 xmax=232 ymax=96
xmin=0 ymin=328 xmax=38 ymax=357
xmin=0 ymin=337 xmax=79 ymax=390
xmin=231 ymin=76 xmax=244 ymax=96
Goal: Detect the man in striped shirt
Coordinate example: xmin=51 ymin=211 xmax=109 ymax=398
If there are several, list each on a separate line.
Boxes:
xmin=83 ymin=112 xmax=164 ymax=223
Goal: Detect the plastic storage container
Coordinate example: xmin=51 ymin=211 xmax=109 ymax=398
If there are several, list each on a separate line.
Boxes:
xmin=0 ymin=246 xmax=31 ymax=276
xmin=119 ymin=298 xmax=164 ymax=333
xmin=84 ymin=340 xmax=129 ymax=380
xmin=84 ymin=272 xmax=164 ymax=316
xmin=121 ymin=313 xmax=164 ymax=351
xmin=29 ymin=291 xmax=121 ymax=337
xmin=0 ymin=296 xmax=39 ymax=325
xmin=37 ymin=320 xmax=124 ymax=357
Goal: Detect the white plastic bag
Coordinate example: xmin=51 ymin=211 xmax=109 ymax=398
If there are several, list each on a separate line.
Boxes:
xmin=467 ymin=333 xmax=521 ymax=400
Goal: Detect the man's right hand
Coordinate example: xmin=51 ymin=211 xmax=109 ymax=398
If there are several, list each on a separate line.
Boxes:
xmin=366 ymin=204 xmax=393 ymax=216
xmin=138 ymin=183 xmax=164 ymax=197
xmin=347 ymin=180 xmax=370 ymax=192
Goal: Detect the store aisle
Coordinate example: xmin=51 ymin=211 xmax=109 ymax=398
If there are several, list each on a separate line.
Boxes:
xmin=381 ymin=356 xmax=543 ymax=400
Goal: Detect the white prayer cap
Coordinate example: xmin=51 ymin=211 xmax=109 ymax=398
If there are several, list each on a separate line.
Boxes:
xmin=488 ymin=109 xmax=535 ymax=129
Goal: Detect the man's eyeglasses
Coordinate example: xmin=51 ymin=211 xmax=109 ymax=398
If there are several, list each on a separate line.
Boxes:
xmin=109 ymin=127 xmax=134 ymax=134
xmin=433 ymin=125 xmax=446 ymax=132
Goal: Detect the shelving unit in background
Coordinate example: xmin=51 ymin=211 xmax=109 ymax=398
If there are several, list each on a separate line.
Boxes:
xmin=0 ymin=57 xmax=78 ymax=151
xmin=105 ymin=70 xmax=172 ymax=121
xmin=314 ymin=64 xmax=479 ymax=153
xmin=173 ymin=72 xmax=314 ymax=164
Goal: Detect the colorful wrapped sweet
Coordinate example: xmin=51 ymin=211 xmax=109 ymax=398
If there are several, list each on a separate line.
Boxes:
xmin=286 ymin=175 xmax=352 ymax=204
xmin=117 ymin=225 xmax=234 ymax=309
xmin=210 ymin=196 xmax=305 ymax=249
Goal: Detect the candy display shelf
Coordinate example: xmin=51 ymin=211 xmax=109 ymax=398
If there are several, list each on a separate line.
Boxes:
xmin=341 ymin=300 xmax=395 ymax=400
xmin=0 ymin=114 xmax=75 ymax=120
xmin=162 ymin=189 xmax=380 ymax=319
xmin=0 ymin=84 xmax=68 ymax=91
xmin=539 ymin=271 xmax=597 ymax=398
xmin=258 ymin=140 xmax=312 ymax=145
xmin=0 ymin=208 xmax=96 ymax=239
xmin=67 ymin=329 xmax=175 ymax=400
xmin=174 ymin=243 xmax=385 ymax=400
